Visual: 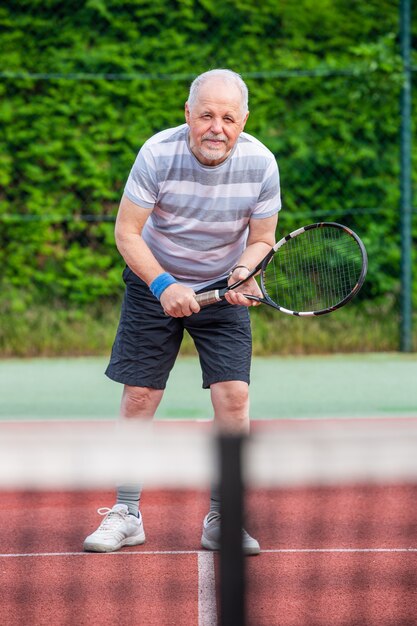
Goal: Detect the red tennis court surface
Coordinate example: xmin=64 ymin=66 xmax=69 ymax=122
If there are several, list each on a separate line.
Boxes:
xmin=2 ymin=418 xmax=417 ymax=625
xmin=2 ymin=482 xmax=417 ymax=625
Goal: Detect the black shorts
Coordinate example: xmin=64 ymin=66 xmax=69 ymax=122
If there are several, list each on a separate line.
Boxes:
xmin=105 ymin=267 xmax=252 ymax=389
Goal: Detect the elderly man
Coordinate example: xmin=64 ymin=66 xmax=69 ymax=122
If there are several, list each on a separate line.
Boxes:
xmin=84 ymin=69 xmax=281 ymax=556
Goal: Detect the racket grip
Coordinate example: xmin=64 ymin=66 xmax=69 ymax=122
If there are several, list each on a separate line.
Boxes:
xmin=195 ymin=289 xmax=223 ymax=307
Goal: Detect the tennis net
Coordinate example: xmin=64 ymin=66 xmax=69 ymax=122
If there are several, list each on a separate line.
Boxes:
xmin=1 ymin=418 xmax=417 ymax=626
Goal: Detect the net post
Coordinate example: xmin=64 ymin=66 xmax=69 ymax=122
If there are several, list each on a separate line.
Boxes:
xmin=218 ymin=433 xmax=246 ymax=626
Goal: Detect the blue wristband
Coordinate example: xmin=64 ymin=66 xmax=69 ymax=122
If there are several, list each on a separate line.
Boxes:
xmin=149 ymin=272 xmax=177 ymax=300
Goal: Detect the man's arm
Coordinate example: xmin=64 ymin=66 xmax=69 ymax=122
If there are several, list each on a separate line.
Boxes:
xmin=114 ymin=194 xmax=200 ymax=317
xmin=224 ymin=213 xmax=278 ymax=307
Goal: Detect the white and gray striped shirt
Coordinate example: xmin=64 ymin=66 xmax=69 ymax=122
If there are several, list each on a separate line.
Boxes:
xmin=124 ymin=124 xmax=281 ymax=291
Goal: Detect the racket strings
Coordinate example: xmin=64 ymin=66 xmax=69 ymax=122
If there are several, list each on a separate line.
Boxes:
xmin=262 ymin=227 xmax=363 ymax=313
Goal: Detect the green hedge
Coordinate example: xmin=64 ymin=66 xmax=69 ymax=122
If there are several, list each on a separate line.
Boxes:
xmin=0 ymin=0 xmax=416 ymax=353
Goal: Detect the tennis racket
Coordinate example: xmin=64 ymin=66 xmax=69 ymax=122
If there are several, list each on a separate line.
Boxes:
xmin=195 ymin=222 xmax=368 ymax=316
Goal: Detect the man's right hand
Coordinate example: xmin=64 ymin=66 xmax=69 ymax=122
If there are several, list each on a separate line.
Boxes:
xmin=160 ymin=283 xmax=201 ymax=317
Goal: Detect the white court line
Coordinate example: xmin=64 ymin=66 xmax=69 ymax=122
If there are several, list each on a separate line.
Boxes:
xmin=0 ymin=549 xmax=202 ymax=558
xmin=198 ymin=552 xmax=218 ymax=626
xmin=2 ymin=547 xmax=417 ymax=559
xmin=262 ymin=548 xmax=417 ymax=553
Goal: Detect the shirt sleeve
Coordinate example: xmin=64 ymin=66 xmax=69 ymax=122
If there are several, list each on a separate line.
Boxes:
xmin=123 ymin=144 xmax=158 ymax=210
xmin=251 ymin=158 xmax=281 ymax=219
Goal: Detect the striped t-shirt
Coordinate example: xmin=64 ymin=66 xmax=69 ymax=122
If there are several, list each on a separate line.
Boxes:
xmin=124 ymin=123 xmax=281 ymax=291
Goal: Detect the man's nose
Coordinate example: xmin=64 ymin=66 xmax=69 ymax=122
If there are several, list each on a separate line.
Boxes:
xmin=210 ymin=118 xmax=223 ymax=134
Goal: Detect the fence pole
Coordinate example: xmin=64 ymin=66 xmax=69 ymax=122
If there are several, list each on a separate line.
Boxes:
xmin=400 ymin=0 xmax=413 ymax=352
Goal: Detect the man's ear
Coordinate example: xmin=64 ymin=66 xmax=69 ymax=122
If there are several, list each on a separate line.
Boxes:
xmin=242 ymin=111 xmax=249 ymax=130
xmin=185 ymin=102 xmax=190 ymax=123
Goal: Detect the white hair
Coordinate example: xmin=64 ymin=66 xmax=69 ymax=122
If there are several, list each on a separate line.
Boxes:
xmin=187 ymin=69 xmax=249 ymax=114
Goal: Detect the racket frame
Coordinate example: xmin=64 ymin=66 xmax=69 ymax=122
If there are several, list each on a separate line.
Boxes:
xmin=194 ymin=222 xmax=368 ymax=316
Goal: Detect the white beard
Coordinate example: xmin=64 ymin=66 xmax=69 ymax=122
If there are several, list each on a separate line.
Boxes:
xmin=199 ymin=138 xmax=228 ymax=162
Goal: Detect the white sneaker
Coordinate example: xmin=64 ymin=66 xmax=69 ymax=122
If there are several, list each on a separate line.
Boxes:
xmin=201 ymin=512 xmax=260 ymax=556
xmin=83 ymin=504 xmax=146 ymax=553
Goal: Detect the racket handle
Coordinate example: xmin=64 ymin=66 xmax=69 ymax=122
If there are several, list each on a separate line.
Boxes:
xmin=195 ymin=288 xmax=227 ymax=307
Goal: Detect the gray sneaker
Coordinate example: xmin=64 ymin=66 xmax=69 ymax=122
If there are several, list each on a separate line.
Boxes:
xmin=201 ymin=512 xmax=260 ymax=556
xmin=83 ymin=504 xmax=146 ymax=552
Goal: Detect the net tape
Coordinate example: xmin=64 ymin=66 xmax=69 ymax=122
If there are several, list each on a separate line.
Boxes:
xmin=2 ymin=420 xmax=417 ymax=490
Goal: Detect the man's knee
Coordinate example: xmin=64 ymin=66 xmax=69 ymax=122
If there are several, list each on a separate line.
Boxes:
xmin=211 ymin=381 xmax=250 ymax=424
xmin=121 ymin=385 xmax=163 ymax=418
xmin=221 ymin=385 xmax=249 ymax=413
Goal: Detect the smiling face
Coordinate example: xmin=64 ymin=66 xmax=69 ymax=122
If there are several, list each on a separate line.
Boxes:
xmin=185 ymin=77 xmax=249 ymax=166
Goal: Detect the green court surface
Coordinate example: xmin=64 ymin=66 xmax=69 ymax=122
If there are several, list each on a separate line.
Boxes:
xmin=1 ymin=353 xmax=416 ymax=421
